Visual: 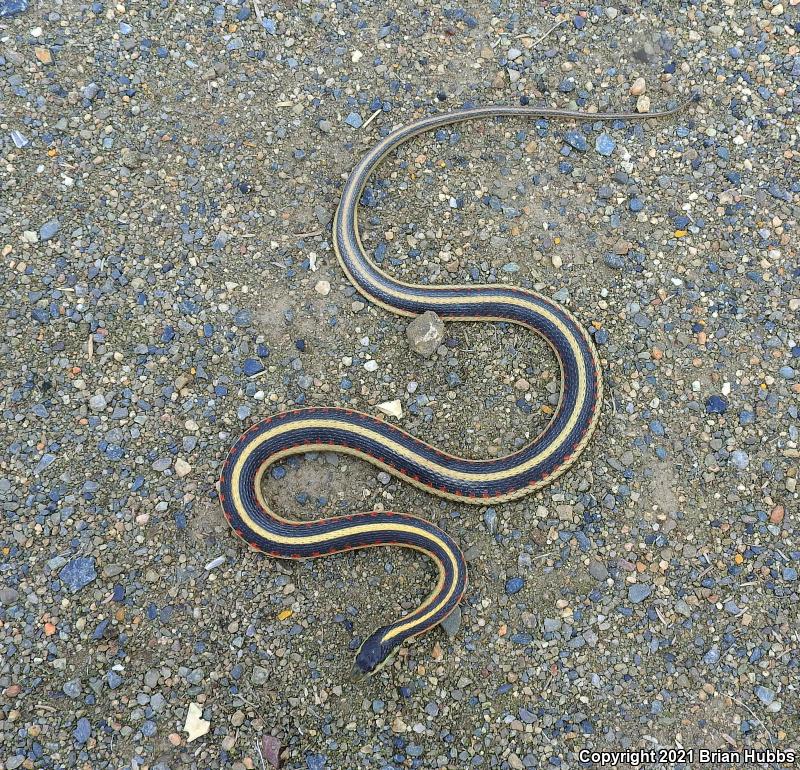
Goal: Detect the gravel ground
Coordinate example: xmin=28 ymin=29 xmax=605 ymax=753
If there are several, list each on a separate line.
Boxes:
xmin=1 ymin=1 xmax=799 ymax=769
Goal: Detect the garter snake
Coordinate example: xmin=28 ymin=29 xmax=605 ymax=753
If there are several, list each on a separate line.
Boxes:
xmin=219 ymin=97 xmax=693 ymax=680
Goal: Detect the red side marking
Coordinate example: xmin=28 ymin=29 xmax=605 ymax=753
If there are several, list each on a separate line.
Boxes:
xmin=219 ymin=492 xmax=226 ymax=502
xmin=311 ymin=550 xmax=321 ymax=557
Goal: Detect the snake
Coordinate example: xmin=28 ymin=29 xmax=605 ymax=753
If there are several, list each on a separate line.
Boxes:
xmin=219 ymin=97 xmax=693 ymax=681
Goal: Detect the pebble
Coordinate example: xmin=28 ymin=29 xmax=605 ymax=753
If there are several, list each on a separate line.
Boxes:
xmin=406 ymin=311 xmax=444 ymax=357
xmin=39 ymin=218 xmax=61 ymax=241
xmin=440 ymin=605 xmax=462 ymax=637
xmin=59 ymin=558 xmax=97 ymax=593
xmin=89 ymin=393 xmax=107 ymax=411
xmin=588 ymin=559 xmax=608 ymax=581
xmin=595 ymin=134 xmax=616 ymax=156
xmin=628 ymin=584 xmax=652 ymax=603
xmin=629 ymin=77 xmax=647 ymax=96
xmin=314 ymin=280 xmax=331 ymax=296
xmin=505 ymin=577 xmax=524 ymax=595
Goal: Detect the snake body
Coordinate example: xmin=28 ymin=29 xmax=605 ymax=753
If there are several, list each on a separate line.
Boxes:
xmin=220 ymin=100 xmax=689 ymax=679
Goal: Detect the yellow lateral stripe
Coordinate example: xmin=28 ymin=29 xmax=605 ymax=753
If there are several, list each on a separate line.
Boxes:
xmin=233 ymin=462 xmax=463 ymax=636
xmin=229 ymin=397 xmax=585 ymax=485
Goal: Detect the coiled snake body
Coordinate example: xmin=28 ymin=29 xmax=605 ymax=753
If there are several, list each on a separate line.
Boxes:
xmin=219 ymin=100 xmax=688 ymax=679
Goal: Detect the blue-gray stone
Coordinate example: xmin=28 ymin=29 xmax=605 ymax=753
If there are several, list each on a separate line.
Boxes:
xmin=59 ymin=558 xmax=97 ymax=593
xmin=703 ymin=646 xmax=720 ymax=665
xmin=35 ymin=453 xmax=57 ymax=474
xmin=107 ymin=670 xmax=124 ymax=689
xmin=505 ymin=577 xmax=524 ymax=595
xmin=82 ymin=82 xmax=99 ymax=101
xmin=74 ymin=717 xmax=91 ymax=744
xmin=595 ymin=133 xmax=616 ymax=156
xmin=778 ymin=366 xmax=795 ymax=379
xmin=0 ymin=0 xmax=28 ymax=17
xmin=604 ymin=253 xmax=625 ymax=270
xmin=628 ymin=584 xmax=652 ymax=603
xmin=242 ymin=358 xmax=263 ymax=376
xmin=63 ymin=679 xmax=81 ymax=698
xmin=344 ymin=112 xmax=363 ymax=128
xmin=705 ymin=395 xmax=728 ymax=414
xmin=483 ymin=508 xmax=497 ymax=533
xmin=233 ymin=309 xmax=252 ymax=327
xmin=10 ymin=129 xmax=29 ymax=148
xmin=39 ymin=219 xmax=61 ymax=241
xmin=730 ymin=450 xmax=749 ymax=470
xmin=755 ymin=685 xmax=775 ymax=705
xmin=564 ymin=130 xmax=587 ymax=151
xmin=440 ymin=605 xmax=461 ymax=637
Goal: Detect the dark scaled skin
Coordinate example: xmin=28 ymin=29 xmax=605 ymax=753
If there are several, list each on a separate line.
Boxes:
xmin=350 ymin=628 xmax=400 ymax=681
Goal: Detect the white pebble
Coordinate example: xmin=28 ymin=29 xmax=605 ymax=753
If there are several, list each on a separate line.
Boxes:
xmin=364 ymin=360 xmax=378 ymax=372
xmin=377 ymin=399 xmax=403 ymax=419
xmin=314 ymin=280 xmax=331 ymax=296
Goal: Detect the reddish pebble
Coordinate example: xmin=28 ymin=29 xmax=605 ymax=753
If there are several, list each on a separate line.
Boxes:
xmin=4 ymin=685 xmax=21 ymax=697
xmin=769 ymin=505 xmax=785 ymax=524
xmin=261 ymin=735 xmax=282 ymax=768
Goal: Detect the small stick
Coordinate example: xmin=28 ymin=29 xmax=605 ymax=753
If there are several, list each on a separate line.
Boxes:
xmin=531 ymin=19 xmax=566 ymax=49
xmin=254 ymin=740 xmax=267 ymax=770
xmin=361 ymin=109 xmax=382 ymax=131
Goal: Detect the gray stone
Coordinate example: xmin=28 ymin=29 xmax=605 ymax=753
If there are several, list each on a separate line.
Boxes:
xmin=440 ymin=605 xmax=462 ymax=638
xmin=588 ymin=559 xmax=608 ymax=581
xmin=406 ymin=311 xmax=444 ymax=357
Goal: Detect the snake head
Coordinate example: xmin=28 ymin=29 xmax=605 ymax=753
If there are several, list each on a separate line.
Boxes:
xmin=349 ymin=628 xmax=398 ymax=682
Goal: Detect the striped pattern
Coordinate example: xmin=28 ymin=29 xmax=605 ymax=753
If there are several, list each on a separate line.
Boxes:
xmin=219 ymin=100 xmax=689 ymax=678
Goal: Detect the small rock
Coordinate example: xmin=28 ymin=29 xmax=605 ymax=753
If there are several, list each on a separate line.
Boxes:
xmin=769 ymin=505 xmax=784 ymax=524
xmin=175 ymin=458 xmax=192 ymax=478
xmin=251 ymin=666 xmax=270 ymax=686
xmin=34 ymin=46 xmax=52 ymax=64
xmin=636 ymin=95 xmax=651 ymax=113
xmin=543 ymin=617 xmax=561 ymax=632
xmin=406 ymin=311 xmax=444 ymax=357
xmin=629 ymin=77 xmax=647 ymax=96
xmin=377 ymin=399 xmax=403 ymax=419
xmin=0 ymin=587 xmax=19 ymax=605
xmin=82 ymin=82 xmax=99 ymax=101
xmin=755 ymin=685 xmax=775 ymax=705
xmin=628 ymin=583 xmax=652 ymax=603
xmin=440 ymin=605 xmax=461 ymax=637
xmin=505 ymin=577 xmax=524 ymax=595
xmin=184 ymin=702 xmax=210 ymax=742
xmin=74 ymin=717 xmax=91 ymax=744
xmin=595 ymin=133 xmax=616 ymax=156
xmin=314 ymin=280 xmax=331 ymax=296
xmin=89 ymin=393 xmax=107 ymax=411
xmin=588 ymin=559 xmax=608 ymax=581
xmin=39 ymin=219 xmax=61 ymax=241
xmin=261 ymin=735 xmax=283 ymax=768
xmin=59 ymin=558 xmax=97 ymax=593
xmin=344 ymin=112 xmax=363 ymax=128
